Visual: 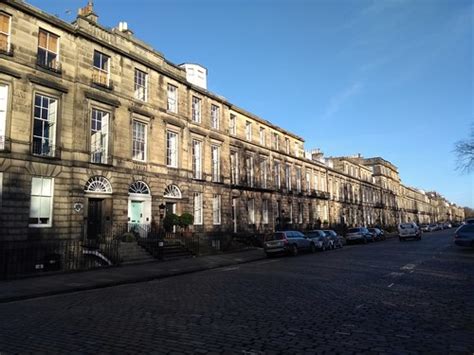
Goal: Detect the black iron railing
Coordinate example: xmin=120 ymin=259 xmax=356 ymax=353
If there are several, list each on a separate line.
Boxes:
xmin=0 ymin=239 xmax=120 ymax=280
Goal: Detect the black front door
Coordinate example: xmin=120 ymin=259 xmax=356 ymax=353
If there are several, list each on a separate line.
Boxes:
xmin=87 ymin=198 xmax=103 ymax=239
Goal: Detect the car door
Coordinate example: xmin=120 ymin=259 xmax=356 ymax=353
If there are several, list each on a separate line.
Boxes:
xmin=294 ymin=231 xmax=309 ymax=249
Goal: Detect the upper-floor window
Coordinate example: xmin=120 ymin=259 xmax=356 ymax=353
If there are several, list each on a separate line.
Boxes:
xmin=167 ymin=84 xmax=178 ymax=113
xmin=260 ymin=159 xmax=268 ymax=189
xmin=285 ymin=164 xmax=291 ymax=190
xmin=245 ymin=121 xmax=252 ymax=141
xmin=248 ymin=198 xmax=255 ymax=224
xmin=313 ymin=174 xmax=319 ymax=191
xmin=229 ymin=114 xmax=236 ymax=135
xmin=33 ymin=93 xmax=57 ymax=157
xmin=0 ymin=13 xmax=11 ymax=53
xmin=134 ymin=69 xmax=147 ymax=101
xmin=294 ymin=142 xmax=299 ymax=158
xmin=306 ymin=171 xmax=311 ymax=193
xmin=259 ymin=127 xmax=266 ymax=146
xmin=37 ymin=29 xmax=59 ymax=71
xmin=230 ymin=150 xmax=239 ymax=185
xmin=272 ymin=133 xmax=279 ymax=150
xmin=192 ymin=96 xmax=201 ymax=123
xmin=246 ymin=155 xmax=254 ymax=187
xmin=29 ymin=177 xmax=54 ymax=227
xmin=0 ymin=84 xmax=8 ymax=150
xmin=285 ymin=138 xmax=290 ymax=154
xmin=192 ymin=139 xmax=202 ymax=179
xmin=295 ymin=167 xmax=302 ymax=193
xmin=93 ymin=51 xmax=110 ymax=87
xmin=211 ymin=145 xmax=220 ymax=182
xmin=166 ymin=130 xmax=178 ymax=167
xmin=132 ymin=120 xmax=146 ymax=161
xmin=90 ymin=108 xmax=109 ymax=164
xmin=262 ymin=199 xmax=269 ymax=224
xmin=274 ymin=161 xmax=281 ymax=189
xmin=211 ymin=104 xmax=220 ymax=130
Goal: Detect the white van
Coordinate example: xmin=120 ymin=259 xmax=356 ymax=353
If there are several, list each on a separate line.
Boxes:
xmin=398 ymin=222 xmax=421 ymax=241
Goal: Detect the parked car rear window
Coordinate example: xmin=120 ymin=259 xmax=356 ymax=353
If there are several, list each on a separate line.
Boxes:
xmin=269 ymin=232 xmax=286 ymax=241
xmin=399 ymin=223 xmax=414 ymax=229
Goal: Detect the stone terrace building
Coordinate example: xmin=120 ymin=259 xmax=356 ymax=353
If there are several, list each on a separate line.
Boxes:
xmin=0 ymin=0 xmax=464 ymax=243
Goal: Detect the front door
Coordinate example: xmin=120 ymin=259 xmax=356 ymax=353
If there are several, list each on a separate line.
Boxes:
xmin=165 ymin=202 xmax=176 ymax=216
xmin=87 ymin=198 xmax=103 ymax=239
xmin=130 ymin=201 xmax=143 ymax=224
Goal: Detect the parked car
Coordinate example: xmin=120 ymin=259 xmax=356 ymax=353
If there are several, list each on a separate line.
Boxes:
xmin=306 ymin=230 xmax=331 ymax=251
xmin=368 ymin=228 xmax=385 ymax=241
xmin=428 ymin=223 xmax=438 ymax=232
xmin=464 ymin=218 xmax=474 ymax=225
xmin=453 ymin=224 xmax=474 ymax=247
xmin=420 ymin=224 xmax=430 ymax=233
xmin=346 ymin=227 xmax=374 ymax=244
xmin=398 ymin=222 xmax=421 ymax=241
xmin=322 ymin=230 xmax=344 ymax=248
xmin=264 ymin=231 xmax=313 ymax=257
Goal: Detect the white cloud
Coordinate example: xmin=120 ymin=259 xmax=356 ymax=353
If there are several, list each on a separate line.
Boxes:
xmin=321 ymin=82 xmax=364 ymax=120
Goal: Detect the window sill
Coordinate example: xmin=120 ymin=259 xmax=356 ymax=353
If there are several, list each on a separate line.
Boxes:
xmin=29 ymin=224 xmax=52 ymax=228
xmin=36 ymin=63 xmax=62 ymax=77
xmin=92 ymin=81 xmax=113 ymax=91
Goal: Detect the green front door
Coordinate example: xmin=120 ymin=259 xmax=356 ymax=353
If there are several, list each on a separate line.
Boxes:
xmin=130 ymin=201 xmax=143 ymax=224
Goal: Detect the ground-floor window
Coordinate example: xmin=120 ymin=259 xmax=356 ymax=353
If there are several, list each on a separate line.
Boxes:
xmin=193 ymin=192 xmax=203 ymax=225
xmin=248 ymin=198 xmax=255 ymax=224
xmin=262 ymin=199 xmax=269 ymax=224
xmin=212 ymin=194 xmax=221 ymax=225
xmin=29 ymin=176 xmax=54 ymax=227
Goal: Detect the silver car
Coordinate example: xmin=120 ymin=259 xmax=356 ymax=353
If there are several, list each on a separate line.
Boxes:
xmin=306 ymin=230 xmax=331 ymax=251
xmin=264 ymin=231 xmax=313 ymax=257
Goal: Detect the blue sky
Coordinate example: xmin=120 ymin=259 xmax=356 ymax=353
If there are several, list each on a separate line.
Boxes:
xmin=31 ymin=0 xmax=473 ymax=207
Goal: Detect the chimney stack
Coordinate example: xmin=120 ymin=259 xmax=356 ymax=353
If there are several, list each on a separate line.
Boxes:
xmin=78 ymin=1 xmax=98 ymax=23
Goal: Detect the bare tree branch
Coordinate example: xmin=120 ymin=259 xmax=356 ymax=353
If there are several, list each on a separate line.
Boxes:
xmin=454 ymin=124 xmax=474 ymax=174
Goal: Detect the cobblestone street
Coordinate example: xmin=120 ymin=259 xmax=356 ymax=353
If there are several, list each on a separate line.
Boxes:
xmin=1 ymin=230 xmax=473 ymax=354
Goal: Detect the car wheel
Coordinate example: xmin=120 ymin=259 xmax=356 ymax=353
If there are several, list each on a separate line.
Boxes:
xmin=363 ymin=238 xmax=367 ymax=244
xmin=290 ymin=244 xmax=298 ymax=256
xmin=310 ymin=243 xmax=316 ymax=253
xmin=322 ymin=245 xmax=326 ymax=252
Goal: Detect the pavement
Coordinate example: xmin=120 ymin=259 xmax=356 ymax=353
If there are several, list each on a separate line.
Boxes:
xmin=0 ymin=248 xmax=266 ymax=303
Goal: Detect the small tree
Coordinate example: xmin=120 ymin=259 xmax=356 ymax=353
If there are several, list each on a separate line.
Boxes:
xmin=454 ymin=124 xmax=474 ymax=173
xmin=178 ymin=212 xmax=194 ymax=231
xmin=162 ymin=213 xmax=179 ymax=232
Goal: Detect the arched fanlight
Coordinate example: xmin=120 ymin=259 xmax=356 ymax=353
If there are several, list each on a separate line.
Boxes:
xmin=164 ymin=184 xmax=182 ymax=199
xmin=129 ymin=181 xmax=151 ymax=195
xmin=84 ymin=176 xmax=112 ymax=194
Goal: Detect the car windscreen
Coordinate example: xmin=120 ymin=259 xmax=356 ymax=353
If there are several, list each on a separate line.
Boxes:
xmin=459 ymin=224 xmax=474 ymax=233
xmin=306 ymin=232 xmax=320 ymax=238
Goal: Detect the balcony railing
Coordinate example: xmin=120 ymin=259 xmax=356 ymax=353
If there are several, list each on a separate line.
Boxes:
xmin=313 ymin=190 xmax=330 ymax=200
xmin=32 ymin=141 xmax=57 ymax=158
xmin=36 ymin=56 xmax=62 ymax=74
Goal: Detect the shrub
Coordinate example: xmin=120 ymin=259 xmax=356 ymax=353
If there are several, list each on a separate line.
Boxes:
xmin=121 ymin=232 xmax=135 ymax=243
xmin=178 ymin=212 xmax=194 ymax=230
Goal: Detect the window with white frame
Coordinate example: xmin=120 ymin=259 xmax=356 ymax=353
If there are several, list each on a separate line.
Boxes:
xmin=33 ymin=93 xmax=57 ymax=157
xmin=0 ymin=172 xmax=2 ymax=207
xmin=230 ymin=150 xmax=239 ymax=185
xmin=262 ymin=199 xmax=269 ymax=224
xmin=294 ymin=142 xmax=299 ymax=157
xmin=193 ymin=192 xmax=203 ymax=225
xmin=211 ymin=104 xmax=220 ymax=130
xmin=306 ymin=171 xmax=311 ymax=193
xmin=132 ymin=120 xmax=146 ymax=161
xmin=167 ymin=84 xmax=178 ymax=113
xmin=229 ymin=114 xmax=236 ymax=135
xmin=0 ymin=84 xmax=8 ymax=150
xmin=245 ymin=121 xmax=252 ymax=141
xmin=37 ymin=29 xmax=59 ymax=70
xmin=259 ymin=127 xmax=265 ymax=146
xmin=260 ymin=159 xmax=268 ymax=188
xmin=212 ymin=194 xmax=221 ymax=225
xmin=166 ymin=130 xmax=178 ymax=167
xmin=274 ymin=161 xmax=281 ymax=189
xmin=134 ymin=69 xmax=147 ymax=101
xmin=29 ymin=177 xmax=53 ymax=227
xmin=192 ymin=96 xmax=201 ymax=123
xmin=246 ymin=155 xmax=254 ymax=187
xmin=298 ymin=202 xmax=303 ymax=224
xmin=211 ymin=145 xmax=220 ymax=182
xmin=0 ymin=12 xmax=11 ymax=53
xmin=92 ymin=50 xmax=110 ymax=87
xmin=90 ymin=108 xmax=109 ymax=164
xmin=285 ymin=164 xmax=291 ymax=190
xmin=296 ymin=167 xmax=301 ymax=193
xmin=285 ymin=138 xmax=290 ymax=154
xmin=289 ymin=203 xmax=293 ymax=223
xmin=273 ymin=133 xmax=279 ymax=150
xmin=192 ymin=139 xmax=202 ymax=179
xmin=248 ymin=198 xmax=255 ymax=224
